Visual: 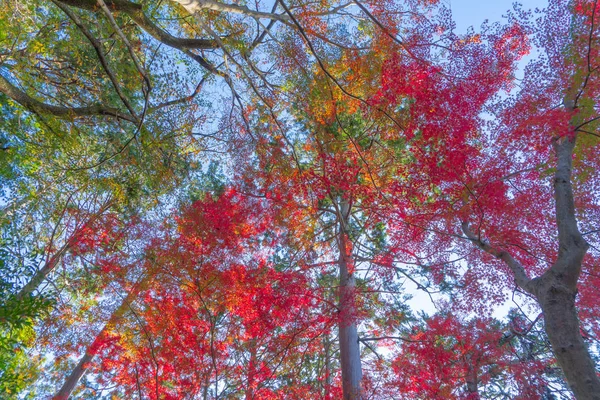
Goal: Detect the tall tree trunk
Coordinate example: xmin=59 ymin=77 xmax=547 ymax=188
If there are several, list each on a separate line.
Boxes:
xmin=323 ymin=331 xmax=332 ymax=399
xmin=245 ymin=339 xmax=257 ymax=400
xmin=53 ymin=340 xmax=98 ymax=400
xmin=52 ymin=280 xmax=142 ymax=399
xmin=535 ymin=133 xmax=600 ymax=399
xmin=336 ymin=198 xmax=362 ymax=400
xmin=17 ymin=249 xmax=67 ymax=299
xmin=465 ymin=354 xmax=480 ymax=399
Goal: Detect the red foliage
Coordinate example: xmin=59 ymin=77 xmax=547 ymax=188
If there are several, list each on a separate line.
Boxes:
xmin=391 ymin=314 xmax=548 ymax=399
xmin=87 ymin=191 xmax=337 ymax=398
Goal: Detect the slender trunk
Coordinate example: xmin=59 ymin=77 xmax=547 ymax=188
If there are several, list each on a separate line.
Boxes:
xmin=465 ymin=354 xmax=479 ymax=399
xmin=53 ymin=338 xmax=100 ymax=400
xmin=246 ymin=340 xmax=257 ymax=400
xmin=17 ymin=250 xmax=66 ymax=299
xmin=18 ymin=201 xmax=113 ymax=299
xmin=338 ymin=257 xmax=362 ymax=399
xmin=202 ymin=375 xmax=209 ymax=400
xmin=52 ymin=280 xmax=141 ymax=399
xmin=337 ymin=198 xmax=362 ymax=400
xmin=324 ymin=332 xmax=332 ymax=399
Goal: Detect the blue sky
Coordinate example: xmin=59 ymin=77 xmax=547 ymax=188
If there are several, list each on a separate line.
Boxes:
xmin=449 ymin=0 xmax=549 ymax=33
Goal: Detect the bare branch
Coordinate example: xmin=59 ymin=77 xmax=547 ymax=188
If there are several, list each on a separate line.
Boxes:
xmin=51 ymin=0 xmax=140 ymax=120
xmin=359 ymin=335 xmax=422 ymax=343
xmin=149 ymin=76 xmax=207 ymax=111
xmin=96 ymin=0 xmax=151 ymax=91
xmin=583 ymin=229 xmax=600 ymax=236
xmin=58 ymin=0 xmax=216 ymax=49
xmin=171 ymin=0 xmax=290 ymax=22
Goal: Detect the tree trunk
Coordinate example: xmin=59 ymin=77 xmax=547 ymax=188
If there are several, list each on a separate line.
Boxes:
xmin=463 ymin=133 xmax=600 ymax=398
xmin=52 ymin=342 xmax=97 ymax=400
xmin=537 ymin=278 xmax=600 ymax=400
xmin=539 ymin=133 xmax=600 ymax=399
xmin=465 ymin=354 xmax=480 ymax=399
xmin=245 ymin=338 xmax=258 ymax=400
xmin=52 ymin=279 xmax=141 ymax=399
xmin=17 ymin=250 xmax=66 ymax=299
xmin=18 ymin=200 xmax=113 ymax=299
xmin=324 ymin=331 xmax=332 ymax=399
xmin=337 ymin=198 xmax=363 ymax=400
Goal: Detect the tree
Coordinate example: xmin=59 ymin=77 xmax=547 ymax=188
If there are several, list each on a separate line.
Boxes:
xmin=49 ymin=189 xmax=336 ymax=399
xmin=390 ymin=313 xmax=550 ymax=399
xmin=370 ymin=0 xmax=600 ymax=397
xmin=458 ymin=1 xmax=600 ymax=397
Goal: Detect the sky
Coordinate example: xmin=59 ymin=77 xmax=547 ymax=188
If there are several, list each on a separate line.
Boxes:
xmin=449 ymin=0 xmax=549 ymax=33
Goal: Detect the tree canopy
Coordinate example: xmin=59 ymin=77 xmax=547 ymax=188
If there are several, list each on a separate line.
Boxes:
xmin=1 ymin=0 xmax=600 ymax=399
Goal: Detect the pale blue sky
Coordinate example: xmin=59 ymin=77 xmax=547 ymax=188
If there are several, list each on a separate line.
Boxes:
xmin=449 ymin=0 xmax=549 ymax=33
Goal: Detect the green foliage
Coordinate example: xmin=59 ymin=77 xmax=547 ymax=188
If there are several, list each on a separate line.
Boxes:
xmin=0 ymin=289 xmax=51 ymax=399
xmin=187 ymin=161 xmax=227 ymax=202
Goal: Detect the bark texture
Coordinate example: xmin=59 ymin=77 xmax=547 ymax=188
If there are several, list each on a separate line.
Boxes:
xmin=0 ymin=76 xmax=135 ymax=123
xmin=53 ymin=350 xmax=95 ymax=400
xmin=465 ymin=354 xmax=480 ymax=399
xmin=337 ymin=198 xmax=363 ymax=400
xmin=536 ymin=135 xmax=600 ymax=399
xmin=537 ymin=278 xmax=600 ymax=399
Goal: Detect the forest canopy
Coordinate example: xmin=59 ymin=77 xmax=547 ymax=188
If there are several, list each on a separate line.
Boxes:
xmin=1 ymin=0 xmax=600 ymax=399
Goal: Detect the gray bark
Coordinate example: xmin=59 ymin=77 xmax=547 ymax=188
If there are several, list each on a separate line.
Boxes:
xmin=171 ymin=0 xmax=289 ymax=21
xmin=0 ymin=75 xmax=136 ymax=123
xmin=53 ymin=349 xmax=95 ymax=400
xmin=324 ymin=331 xmax=332 ymax=397
xmin=534 ymin=135 xmax=600 ymax=399
xmin=465 ymin=354 xmax=479 ymax=398
xmin=17 ymin=250 xmax=66 ymax=300
xmin=57 ymin=0 xmax=216 ymax=49
xmin=537 ymin=277 xmax=600 ymax=399
xmin=337 ymin=198 xmax=363 ymax=400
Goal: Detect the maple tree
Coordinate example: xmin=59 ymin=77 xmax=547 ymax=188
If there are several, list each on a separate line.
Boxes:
xmin=232 ymin=12 xmax=538 ymax=394
xmin=47 ymin=189 xmax=339 ymax=399
xmin=364 ymin=0 xmax=600 ymax=398
xmin=390 ymin=312 xmax=553 ymax=399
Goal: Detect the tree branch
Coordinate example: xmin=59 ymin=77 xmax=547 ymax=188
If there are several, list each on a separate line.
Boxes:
xmin=359 ymin=335 xmax=422 ymax=343
xmin=171 ymin=0 xmax=290 ymax=22
xmin=52 ymin=0 xmax=140 ymax=120
xmin=96 ymin=0 xmax=151 ymax=91
xmin=549 ymin=132 xmax=589 ymax=286
xmin=149 ymin=75 xmax=206 ymax=111
xmin=57 ymin=0 xmax=217 ymax=49
xmin=461 ymin=222 xmax=536 ymax=295
xmin=0 ymin=75 xmax=136 ymax=122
